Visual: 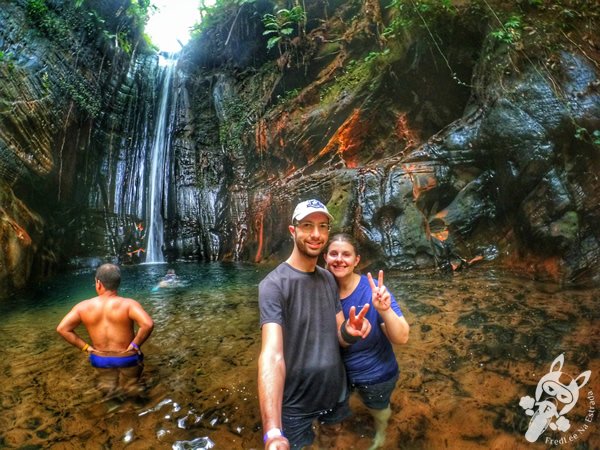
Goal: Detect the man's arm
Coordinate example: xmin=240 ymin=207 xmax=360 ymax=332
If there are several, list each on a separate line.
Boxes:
xmin=56 ymin=306 xmax=94 ymax=352
xmin=126 ymin=300 xmax=154 ymax=350
xmin=258 ymin=323 xmax=289 ymax=449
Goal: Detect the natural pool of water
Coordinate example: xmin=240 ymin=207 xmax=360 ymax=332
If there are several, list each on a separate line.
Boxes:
xmin=0 ymin=262 xmax=598 ymax=449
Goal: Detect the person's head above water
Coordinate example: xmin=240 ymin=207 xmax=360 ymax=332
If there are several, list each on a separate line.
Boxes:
xmin=95 ymin=263 xmax=121 ymax=291
xmin=163 ymin=269 xmax=177 ymax=282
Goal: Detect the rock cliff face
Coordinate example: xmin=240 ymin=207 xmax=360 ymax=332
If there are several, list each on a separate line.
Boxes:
xmin=177 ymin=0 xmax=600 ymax=284
xmin=0 ymin=0 xmax=158 ymax=295
xmin=0 ymin=0 xmax=599 ymax=297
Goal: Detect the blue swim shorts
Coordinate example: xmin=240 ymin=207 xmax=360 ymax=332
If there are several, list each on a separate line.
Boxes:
xmin=89 ymin=353 xmax=143 ymax=369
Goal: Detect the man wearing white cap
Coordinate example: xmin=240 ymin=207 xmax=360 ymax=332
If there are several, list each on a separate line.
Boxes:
xmin=258 ymin=199 xmax=371 ymax=449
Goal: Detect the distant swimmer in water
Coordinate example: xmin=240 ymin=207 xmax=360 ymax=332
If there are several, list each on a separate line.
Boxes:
xmin=56 ymin=263 xmax=154 ymax=397
xmin=153 ymin=269 xmax=181 ymax=291
xmin=159 ymin=269 xmax=179 ymax=287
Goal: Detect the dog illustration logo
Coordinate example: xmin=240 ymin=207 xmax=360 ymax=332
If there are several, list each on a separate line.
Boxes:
xmin=519 ymin=354 xmax=591 ymax=442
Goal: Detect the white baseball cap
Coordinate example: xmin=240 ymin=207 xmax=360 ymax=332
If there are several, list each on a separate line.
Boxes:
xmin=292 ymin=199 xmax=334 ymax=222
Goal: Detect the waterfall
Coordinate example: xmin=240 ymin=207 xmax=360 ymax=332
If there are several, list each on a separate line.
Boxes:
xmin=146 ymin=55 xmax=177 ymax=263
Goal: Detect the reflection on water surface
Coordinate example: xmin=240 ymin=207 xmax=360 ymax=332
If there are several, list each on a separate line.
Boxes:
xmin=0 ymin=263 xmax=598 ymax=449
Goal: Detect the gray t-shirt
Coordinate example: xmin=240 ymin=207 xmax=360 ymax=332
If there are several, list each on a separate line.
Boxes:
xmin=259 ymin=262 xmax=344 ymax=417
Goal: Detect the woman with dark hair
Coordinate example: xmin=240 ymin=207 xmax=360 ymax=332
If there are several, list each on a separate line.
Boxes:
xmin=324 ymin=233 xmax=410 ymax=449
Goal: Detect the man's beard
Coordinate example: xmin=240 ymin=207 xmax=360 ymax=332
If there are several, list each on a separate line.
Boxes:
xmin=294 ymin=234 xmax=324 ymax=258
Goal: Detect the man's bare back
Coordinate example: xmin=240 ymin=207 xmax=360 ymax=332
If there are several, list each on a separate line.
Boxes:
xmin=71 ymin=295 xmax=151 ymax=352
xmin=57 ymin=263 xmax=154 ymax=396
xmin=57 ymin=263 xmax=153 ymax=357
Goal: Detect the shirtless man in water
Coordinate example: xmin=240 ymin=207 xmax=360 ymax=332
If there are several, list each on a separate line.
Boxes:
xmin=56 ymin=263 xmax=154 ymax=396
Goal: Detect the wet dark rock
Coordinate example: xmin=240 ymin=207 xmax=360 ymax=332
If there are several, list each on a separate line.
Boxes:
xmin=482 ymin=325 xmax=515 ymax=345
xmin=457 ymin=311 xmax=489 ymax=328
xmin=25 ymin=417 xmax=41 ymax=430
xmin=35 ymin=430 xmax=50 ymax=439
xmin=492 ymin=405 xmax=530 ymax=435
xmin=1 ymin=1 xmax=600 ymax=297
xmin=408 ymin=302 xmax=441 ymax=316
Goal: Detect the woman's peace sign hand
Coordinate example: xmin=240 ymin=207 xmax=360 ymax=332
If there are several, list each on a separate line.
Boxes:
xmin=368 ymin=270 xmax=391 ymax=312
xmin=347 ymin=303 xmax=371 ymax=338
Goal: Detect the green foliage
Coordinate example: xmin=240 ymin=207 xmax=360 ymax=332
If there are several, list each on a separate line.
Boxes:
xmin=26 ymin=0 xmax=71 ymax=41
xmin=490 ymin=15 xmax=522 ymax=44
xmin=117 ymin=31 xmax=132 ymax=54
xmin=105 ymin=0 xmax=154 ymax=54
xmin=192 ymin=0 xmax=256 ymax=36
xmin=262 ymin=6 xmax=306 ymax=53
xmin=41 ymin=71 xmax=50 ymax=94
xmin=26 ymin=0 xmax=151 ymax=55
xmin=142 ymin=33 xmax=159 ymax=52
xmin=383 ymin=0 xmax=456 ymax=39
xmin=364 ymin=49 xmax=390 ymax=63
xmin=319 ymin=52 xmax=380 ymax=105
xmin=575 ymin=127 xmax=600 ymax=147
xmin=25 ymin=0 xmax=48 ymax=24
xmin=0 ymin=50 xmax=16 ymax=72
xmin=276 ymin=87 xmax=300 ymax=103
xmin=125 ymin=0 xmax=154 ymax=32
xmin=218 ymin=94 xmax=249 ymax=154
xmin=57 ymin=72 xmax=101 ymax=118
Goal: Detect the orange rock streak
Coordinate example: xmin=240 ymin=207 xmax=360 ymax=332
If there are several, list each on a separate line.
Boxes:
xmin=395 ymin=112 xmax=418 ymax=148
xmin=254 ymin=214 xmax=264 ymax=263
xmin=315 ymin=109 xmax=369 ymax=168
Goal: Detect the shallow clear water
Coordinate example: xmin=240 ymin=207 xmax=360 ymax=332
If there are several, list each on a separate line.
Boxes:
xmin=0 ymin=263 xmax=598 ymax=449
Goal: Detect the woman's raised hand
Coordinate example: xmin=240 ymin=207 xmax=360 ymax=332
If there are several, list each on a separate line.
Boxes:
xmin=347 ymin=303 xmax=371 ymax=338
xmin=368 ymin=270 xmax=391 ymax=312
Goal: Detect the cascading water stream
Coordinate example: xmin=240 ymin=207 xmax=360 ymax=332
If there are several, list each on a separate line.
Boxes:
xmin=146 ymin=55 xmax=177 ymax=263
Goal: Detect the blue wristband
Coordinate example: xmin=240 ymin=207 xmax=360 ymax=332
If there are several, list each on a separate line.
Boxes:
xmin=263 ymin=428 xmax=283 ymax=443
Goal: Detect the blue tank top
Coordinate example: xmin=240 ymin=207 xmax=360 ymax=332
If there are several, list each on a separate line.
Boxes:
xmin=341 ymin=275 xmax=403 ymax=385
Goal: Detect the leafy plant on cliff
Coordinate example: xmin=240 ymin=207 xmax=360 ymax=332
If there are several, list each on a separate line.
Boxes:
xmin=87 ymin=0 xmax=153 ymax=54
xmin=383 ymin=0 xmax=456 ymax=39
xmin=193 ymin=0 xmax=256 ymax=35
xmin=262 ymin=6 xmax=306 ymax=55
xmin=490 ymin=15 xmax=522 ymax=44
xmin=0 ymin=51 xmax=16 ymax=72
xmin=26 ymin=0 xmax=70 ymax=42
xmin=187 ymin=0 xmax=273 ymax=67
xmin=26 ymin=0 xmax=150 ymax=55
xmin=56 ymin=72 xmax=101 ymax=119
xmin=318 ymin=47 xmax=390 ymax=106
xmin=575 ymin=127 xmax=600 ymax=148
